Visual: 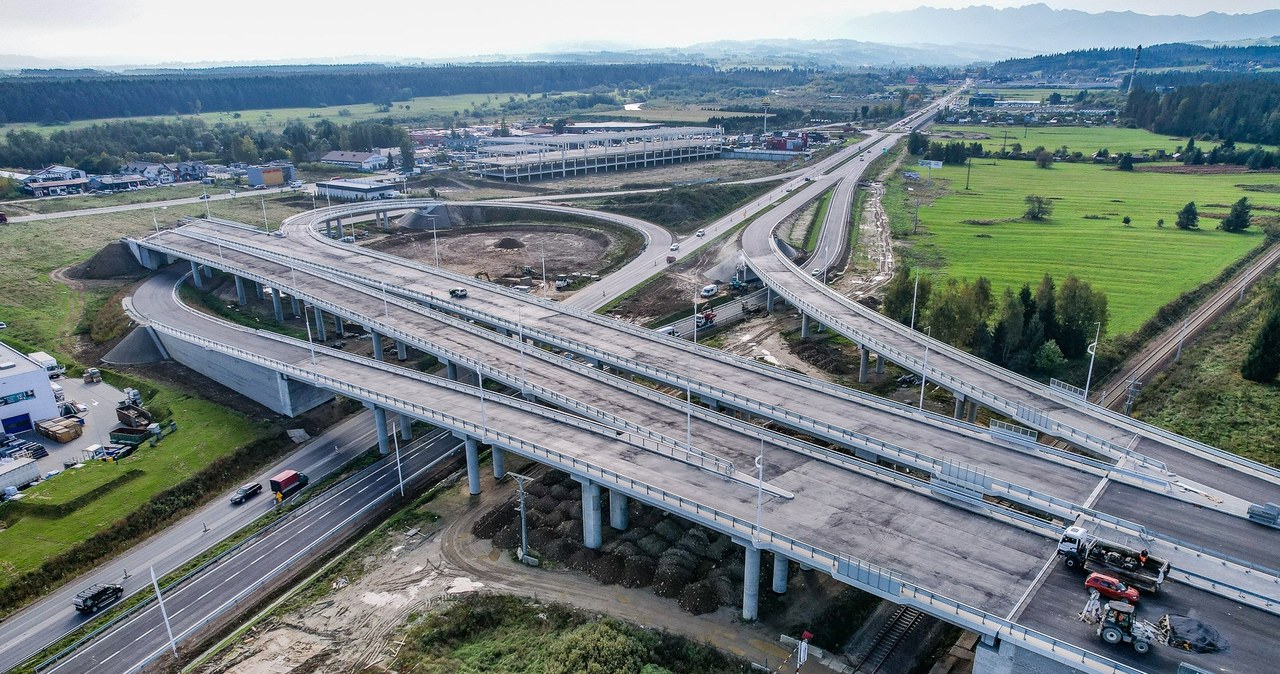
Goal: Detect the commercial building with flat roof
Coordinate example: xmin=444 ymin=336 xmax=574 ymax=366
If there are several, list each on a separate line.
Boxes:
xmin=315 ymin=179 xmax=398 ymax=202
xmin=467 ymin=126 xmax=723 ymax=182
xmin=0 ymin=344 xmax=60 ymax=435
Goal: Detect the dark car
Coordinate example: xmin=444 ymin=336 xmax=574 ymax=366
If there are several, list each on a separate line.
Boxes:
xmin=230 ymin=482 xmax=263 ymax=504
xmin=72 ymin=583 xmax=123 ymax=614
xmin=1085 ymin=572 xmax=1140 ymax=603
xmin=449 ymin=287 xmax=468 ymax=299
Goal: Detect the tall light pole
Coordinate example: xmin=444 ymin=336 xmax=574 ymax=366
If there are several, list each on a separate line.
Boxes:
xmin=541 ymin=245 xmax=548 ymax=299
xmin=910 ymin=270 xmax=920 ymax=330
xmin=686 ymin=287 xmax=697 ymax=450
xmin=1084 ymin=321 xmax=1101 ymax=400
xmin=261 ymin=197 xmax=269 ymax=233
xmin=508 ymin=471 xmax=534 ymax=562
xmin=431 ymin=215 xmax=440 ymax=268
xmin=302 ymin=304 xmax=317 ymax=367
xmin=918 ymin=326 xmax=931 ymax=410
xmin=517 ymin=307 xmax=527 ymax=395
xmin=753 ymin=437 xmax=765 ymax=546
xmin=391 ymin=423 xmax=404 ymax=496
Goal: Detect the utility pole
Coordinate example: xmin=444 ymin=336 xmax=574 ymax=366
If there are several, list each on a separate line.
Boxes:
xmin=965 ymin=153 xmax=973 ymax=190
xmin=1174 ymin=317 xmax=1188 ymax=362
xmin=1084 ymin=321 xmax=1101 ymax=400
xmin=508 ymin=471 xmax=535 ymax=563
xmin=391 ymin=423 xmax=404 ymax=496
xmin=910 ymin=270 xmax=920 ymax=331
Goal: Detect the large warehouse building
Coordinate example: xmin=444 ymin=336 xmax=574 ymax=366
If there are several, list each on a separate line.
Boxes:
xmin=0 ymin=344 xmax=60 ymax=435
xmin=467 ymin=126 xmax=723 ymax=182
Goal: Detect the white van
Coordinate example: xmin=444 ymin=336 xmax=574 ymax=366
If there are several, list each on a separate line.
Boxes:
xmin=700 ymin=284 xmax=718 ymax=298
xmin=27 ymin=351 xmax=63 ymax=378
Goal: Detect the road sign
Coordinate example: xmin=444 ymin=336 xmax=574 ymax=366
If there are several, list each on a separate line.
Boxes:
xmin=918 ymin=160 xmax=943 ymax=169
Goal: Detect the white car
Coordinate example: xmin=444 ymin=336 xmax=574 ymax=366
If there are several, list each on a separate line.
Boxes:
xmin=669 ymin=243 xmax=680 ymax=251
xmin=696 ymin=229 xmax=706 ymax=237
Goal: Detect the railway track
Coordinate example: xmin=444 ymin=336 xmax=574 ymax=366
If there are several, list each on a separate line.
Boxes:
xmin=849 ymin=606 xmax=924 ymax=674
xmin=1096 ymin=241 xmax=1280 ymax=412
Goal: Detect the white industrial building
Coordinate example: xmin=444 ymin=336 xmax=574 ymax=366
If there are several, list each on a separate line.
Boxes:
xmin=0 ymin=344 xmax=60 ymax=435
xmin=314 ymin=179 xmax=399 ymax=202
xmin=467 ymin=126 xmax=724 ymax=182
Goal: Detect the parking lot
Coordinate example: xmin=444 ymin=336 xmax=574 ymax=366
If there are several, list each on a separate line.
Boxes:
xmin=20 ymin=373 xmax=130 ymax=476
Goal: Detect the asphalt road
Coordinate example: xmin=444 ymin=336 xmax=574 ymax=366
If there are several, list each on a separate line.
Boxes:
xmin=6 ymin=185 xmax=300 ymax=223
xmin=0 ymin=412 xmax=380 ymax=672
xmin=46 ymin=430 xmax=462 ymax=674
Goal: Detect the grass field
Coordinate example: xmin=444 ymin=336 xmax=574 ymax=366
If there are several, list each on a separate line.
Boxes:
xmin=892 ymin=152 xmax=1273 ymax=334
xmin=0 ymin=395 xmax=262 ymax=584
xmin=1134 ymin=278 xmax=1280 ymax=468
xmin=931 ymin=124 xmax=1205 ymax=156
xmin=596 ymin=106 xmax=765 ymax=124
xmin=1 ymin=183 xmax=216 ymax=216
xmin=3 ymin=92 xmax=556 ymax=136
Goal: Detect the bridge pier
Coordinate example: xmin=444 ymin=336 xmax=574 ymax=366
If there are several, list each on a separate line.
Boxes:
xmin=202 ymin=262 xmax=212 ymax=278
xmin=800 ymin=313 xmax=811 ymax=339
xmin=876 ymin=353 xmax=884 ymax=375
xmin=579 ymin=479 xmax=603 ymax=549
xmin=492 ymin=446 xmax=506 ymax=479
xmin=234 ymin=275 xmax=247 ymax=305
xmin=954 ymin=395 xmax=966 ymax=420
xmin=369 ymin=405 xmax=390 ymax=455
xmin=859 ymin=346 xmax=870 ymax=383
xmin=271 ymin=289 xmax=284 ymax=321
xmin=772 ymin=553 xmax=788 ymax=594
xmin=968 ymin=401 xmax=979 ymax=423
xmin=609 ymin=489 xmax=629 ymax=530
xmin=462 ymin=436 xmax=481 ymax=495
xmin=254 ymin=281 xmax=264 ymax=300
xmin=334 ymin=315 xmax=345 ymax=336
xmin=398 ymin=414 xmax=413 ymax=441
xmin=189 ymin=261 xmax=203 ymax=289
xmin=313 ymin=307 xmax=327 ymax=341
xmin=291 ymin=295 xmax=301 ymax=318
xmin=741 ymin=543 xmax=761 ymax=620
xmin=396 ymin=340 xmax=408 ymax=361
xmin=765 ymin=288 xmax=774 ymax=313
xmin=445 ymin=360 xmax=458 ymax=380
xmin=371 ymin=331 xmax=384 ymax=361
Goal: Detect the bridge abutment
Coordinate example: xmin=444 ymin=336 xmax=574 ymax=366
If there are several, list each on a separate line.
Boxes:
xmin=972 ymin=637 xmax=1079 ymax=674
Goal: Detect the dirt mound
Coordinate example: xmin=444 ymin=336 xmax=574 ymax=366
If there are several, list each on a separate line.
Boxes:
xmin=1166 ymin=615 xmax=1228 ymax=654
xmin=69 ymin=242 xmax=147 ymax=280
xmin=792 ymin=339 xmax=855 ymax=375
xmin=494 ymin=237 xmax=525 ymax=249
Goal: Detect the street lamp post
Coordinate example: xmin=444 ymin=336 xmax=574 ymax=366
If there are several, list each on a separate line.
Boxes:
xmin=1084 ymin=321 xmax=1102 ymax=400
xmin=910 ymin=269 xmax=920 ymax=330
xmin=302 ymin=304 xmax=317 ymax=367
xmin=918 ymin=326 xmax=931 ymax=410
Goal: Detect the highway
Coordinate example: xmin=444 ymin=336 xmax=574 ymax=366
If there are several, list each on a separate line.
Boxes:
xmin=0 ymin=411 xmax=380 ymax=672
xmin=46 ymin=423 xmax=463 ymax=674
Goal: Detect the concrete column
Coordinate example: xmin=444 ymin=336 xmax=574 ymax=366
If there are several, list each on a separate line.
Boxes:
xmin=765 ymin=288 xmax=774 ymax=313
xmin=609 ymin=489 xmax=629 ymax=530
xmin=334 ymin=315 xmax=345 ymax=336
xmin=800 ymin=313 xmax=810 ymax=339
xmin=876 ymin=353 xmax=885 ymax=375
xmin=446 ymin=360 xmax=458 ymax=380
xmin=189 ymin=260 xmax=203 ymax=288
xmin=254 ymin=281 xmax=264 ymax=300
xmin=203 ymin=263 xmax=212 ymax=278
xmin=859 ymin=347 xmax=870 ymax=384
xmin=742 ymin=544 xmax=761 ymax=620
xmin=581 ymin=480 xmax=603 ymax=549
xmin=464 ymin=437 xmax=481 ymax=495
xmin=772 ymin=553 xmax=788 ymax=594
xmin=314 ymin=308 xmax=327 ymax=341
xmin=291 ymin=295 xmax=301 ymax=318
xmin=954 ymin=396 xmax=966 ymax=419
xmin=271 ymin=289 xmax=284 ymax=321
xmin=492 ymin=446 xmax=506 ymax=479
xmin=968 ymin=401 xmax=979 ymax=423
xmin=398 ymin=413 xmax=412 ymax=441
xmin=371 ymin=332 xmax=384 ymax=361
xmin=234 ymin=275 xmax=247 ymax=305
xmin=326 ymin=221 xmax=334 ymax=238
xmin=371 ymin=405 xmax=390 ymax=455
xmin=395 ymin=340 xmax=408 ymax=361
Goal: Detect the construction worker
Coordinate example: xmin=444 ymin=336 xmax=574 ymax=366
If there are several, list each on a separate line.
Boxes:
xmin=1138 ymin=549 xmax=1150 ymax=566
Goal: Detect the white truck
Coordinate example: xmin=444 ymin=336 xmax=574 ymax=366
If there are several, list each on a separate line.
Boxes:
xmin=1058 ymin=526 xmax=1169 ymax=594
xmin=27 ymin=351 xmax=65 ymax=378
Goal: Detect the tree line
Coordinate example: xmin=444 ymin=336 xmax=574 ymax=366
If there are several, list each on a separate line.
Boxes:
xmin=984 ymin=43 xmax=1280 ymax=80
xmin=0 ymin=116 xmax=409 ymax=172
xmin=0 ymin=63 xmax=710 ymax=124
xmin=881 ymin=270 xmax=1108 ymax=376
xmin=1124 ymin=77 xmax=1280 ymax=147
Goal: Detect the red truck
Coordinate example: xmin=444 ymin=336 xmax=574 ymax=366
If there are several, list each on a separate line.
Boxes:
xmin=269 ymin=469 xmax=309 ymax=499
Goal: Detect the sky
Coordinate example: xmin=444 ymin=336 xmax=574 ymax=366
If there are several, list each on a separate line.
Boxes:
xmin=2 ymin=0 xmax=1277 ymax=66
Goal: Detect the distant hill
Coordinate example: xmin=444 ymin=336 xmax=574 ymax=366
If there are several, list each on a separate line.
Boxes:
xmin=842 ymin=4 xmax=1280 ymax=53
xmin=622 ymin=39 xmax=1036 ymax=67
xmin=986 ymin=42 xmax=1280 ymax=79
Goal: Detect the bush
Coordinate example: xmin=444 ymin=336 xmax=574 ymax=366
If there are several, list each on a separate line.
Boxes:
xmin=546 ymin=621 xmax=645 ymax=674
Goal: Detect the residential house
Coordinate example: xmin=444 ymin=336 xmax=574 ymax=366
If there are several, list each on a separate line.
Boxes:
xmin=88 ymin=174 xmax=148 ymax=192
xmin=175 ymin=161 xmax=208 ymax=182
xmin=22 ymin=165 xmax=89 ymax=196
xmin=121 ymin=161 xmax=178 ymax=184
xmin=319 ymin=151 xmax=388 ymax=171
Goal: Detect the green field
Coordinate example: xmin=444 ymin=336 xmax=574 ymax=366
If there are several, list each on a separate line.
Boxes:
xmin=931 ymin=124 xmax=1205 ymax=156
xmin=0 ymin=395 xmax=261 ymax=584
xmin=3 ymin=92 xmax=554 ymax=136
xmin=596 ymin=106 xmax=765 ymax=124
xmin=894 ymin=153 xmax=1273 ymax=334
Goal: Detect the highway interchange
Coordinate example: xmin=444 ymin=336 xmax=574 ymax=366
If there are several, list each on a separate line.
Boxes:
xmin=4 ymin=93 xmax=1279 ymax=674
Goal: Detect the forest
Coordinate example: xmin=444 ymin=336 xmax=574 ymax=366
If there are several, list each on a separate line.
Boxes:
xmin=1125 ymin=77 xmax=1280 ymax=146
xmin=984 ymin=42 xmax=1280 ymax=79
xmin=0 ymin=63 xmax=825 ymax=125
